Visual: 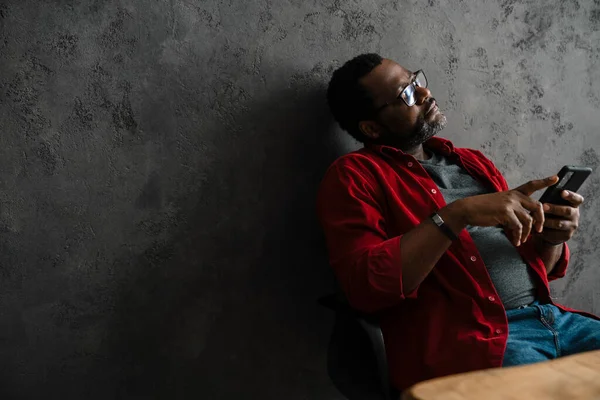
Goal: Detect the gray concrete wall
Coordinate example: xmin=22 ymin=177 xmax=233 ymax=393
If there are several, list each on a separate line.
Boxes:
xmin=0 ymin=0 xmax=598 ymax=399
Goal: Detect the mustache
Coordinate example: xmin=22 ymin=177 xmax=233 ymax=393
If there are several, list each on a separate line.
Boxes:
xmin=423 ymin=98 xmax=437 ymax=114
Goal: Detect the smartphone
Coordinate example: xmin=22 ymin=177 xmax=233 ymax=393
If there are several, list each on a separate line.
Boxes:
xmin=539 ymin=166 xmax=593 ymax=206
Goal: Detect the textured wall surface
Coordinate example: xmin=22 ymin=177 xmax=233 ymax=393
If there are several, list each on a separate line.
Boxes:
xmin=0 ymin=0 xmax=599 ymax=399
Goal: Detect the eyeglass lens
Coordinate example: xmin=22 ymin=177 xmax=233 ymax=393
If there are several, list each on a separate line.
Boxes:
xmin=401 ymin=71 xmax=427 ymax=106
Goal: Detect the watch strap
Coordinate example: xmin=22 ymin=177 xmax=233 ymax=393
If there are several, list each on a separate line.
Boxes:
xmin=429 ymin=212 xmax=458 ymax=241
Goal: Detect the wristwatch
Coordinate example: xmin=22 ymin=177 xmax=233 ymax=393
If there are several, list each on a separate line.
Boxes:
xmin=430 ymin=212 xmax=458 ymax=241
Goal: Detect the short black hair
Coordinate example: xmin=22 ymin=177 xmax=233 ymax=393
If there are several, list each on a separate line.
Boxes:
xmin=327 ymin=53 xmax=383 ymax=142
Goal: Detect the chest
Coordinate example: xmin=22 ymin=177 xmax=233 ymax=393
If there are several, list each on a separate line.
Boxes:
xmin=369 ymin=156 xmax=498 ymax=237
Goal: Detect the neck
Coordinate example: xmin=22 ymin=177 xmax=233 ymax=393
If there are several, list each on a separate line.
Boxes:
xmin=403 ymin=144 xmax=430 ymax=161
xmin=372 ymin=135 xmax=433 ymax=161
xmin=369 ymin=138 xmax=432 ymax=161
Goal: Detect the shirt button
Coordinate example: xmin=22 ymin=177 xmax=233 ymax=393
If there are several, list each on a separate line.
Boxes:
xmin=431 ymin=189 xmax=437 ymax=194
xmin=495 ymin=328 xmax=503 ymax=335
xmin=407 ymin=162 xmax=414 ymax=167
xmin=470 ymin=256 xmax=477 ymax=262
xmin=488 ymin=296 xmax=496 ymax=302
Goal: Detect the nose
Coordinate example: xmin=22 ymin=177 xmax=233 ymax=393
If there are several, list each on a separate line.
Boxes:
xmin=414 ymin=85 xmax=432 ymax=105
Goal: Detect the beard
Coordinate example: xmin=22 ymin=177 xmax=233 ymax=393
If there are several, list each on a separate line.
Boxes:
xmin=400 ymin=112 xmax=447 ymax=150
xmin=379 ymin=110 xmax=448 ymax=151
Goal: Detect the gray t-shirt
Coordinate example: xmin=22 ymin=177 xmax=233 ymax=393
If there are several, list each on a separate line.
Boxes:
xmin=419 ymin=150 xmax=537 ymax=309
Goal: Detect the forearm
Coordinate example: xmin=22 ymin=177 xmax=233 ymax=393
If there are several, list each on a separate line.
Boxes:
xmin=532 ymin=235 xmax=564 ymax=275
xmin=400 ymin=201 xmax=467 ymax=293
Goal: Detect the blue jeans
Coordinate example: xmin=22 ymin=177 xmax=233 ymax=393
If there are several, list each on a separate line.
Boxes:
xmin=503 ymin=300 xmax=600 ymax=367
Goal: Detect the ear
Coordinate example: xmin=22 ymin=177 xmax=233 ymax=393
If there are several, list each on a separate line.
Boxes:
xmin=358 ymin=120 xmax=382 ymax=140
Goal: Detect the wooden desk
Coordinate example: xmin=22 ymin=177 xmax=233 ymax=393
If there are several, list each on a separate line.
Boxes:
xmin=403 ymin=350 xmax=600 ymax=400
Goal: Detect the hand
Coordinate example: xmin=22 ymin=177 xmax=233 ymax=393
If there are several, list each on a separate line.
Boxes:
xmin=455 ymin=176 xmax=559 ymax=246
xmin=537 ymin=190 xmax=583 ymax=245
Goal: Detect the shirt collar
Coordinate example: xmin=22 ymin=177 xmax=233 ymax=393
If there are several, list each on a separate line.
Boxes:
xmin=365 ymin=137 xmax=456 ymax=158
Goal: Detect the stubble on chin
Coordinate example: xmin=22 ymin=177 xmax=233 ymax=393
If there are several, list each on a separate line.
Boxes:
xmin=401 ymin=112 xmax=447 ymax=150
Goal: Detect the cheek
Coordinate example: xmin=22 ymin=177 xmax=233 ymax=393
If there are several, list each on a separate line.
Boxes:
xmin=383 ymin=107 xmax=419 ymax=128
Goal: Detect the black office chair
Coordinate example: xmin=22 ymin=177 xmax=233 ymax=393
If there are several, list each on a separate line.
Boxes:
xmin=318 ymin=293 xmax=398 ymax=400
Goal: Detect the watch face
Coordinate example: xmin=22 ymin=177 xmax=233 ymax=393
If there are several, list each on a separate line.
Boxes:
xmin=432 ymin=214 xmax=443 ymax=225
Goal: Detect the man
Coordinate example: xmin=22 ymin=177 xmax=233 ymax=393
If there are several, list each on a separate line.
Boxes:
xmin=317 ymin=53 xmax=600 ymax=391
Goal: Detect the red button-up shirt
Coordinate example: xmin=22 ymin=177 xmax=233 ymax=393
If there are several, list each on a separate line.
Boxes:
xmin=317 ymin=137 xmax=578 ymax=390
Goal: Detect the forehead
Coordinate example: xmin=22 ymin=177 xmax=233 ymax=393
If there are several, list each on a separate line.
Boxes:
xmin=359 ymin=59 xmax=412 ymax=100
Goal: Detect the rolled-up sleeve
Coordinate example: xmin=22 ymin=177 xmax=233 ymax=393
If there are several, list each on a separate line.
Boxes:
xmin=317 ymin=162 xmax=416 ymax=313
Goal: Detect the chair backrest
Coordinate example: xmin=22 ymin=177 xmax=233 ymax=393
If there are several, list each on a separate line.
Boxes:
xmin=356 ymin=317 xmax=394 ymax=400
xmin=319 ymin=294 xmax=397 ymax=400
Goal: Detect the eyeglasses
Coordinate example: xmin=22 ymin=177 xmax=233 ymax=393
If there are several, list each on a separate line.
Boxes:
xmin=373 ymin=70 xmax=428 ymax=113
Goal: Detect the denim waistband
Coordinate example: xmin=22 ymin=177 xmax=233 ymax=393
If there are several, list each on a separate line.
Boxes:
xmin=515 ymin=299 xmax=544 ymax=309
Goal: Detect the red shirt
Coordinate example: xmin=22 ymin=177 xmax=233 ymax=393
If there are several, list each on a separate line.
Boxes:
xmin=317 ymin=137 xmax=578 ymax=390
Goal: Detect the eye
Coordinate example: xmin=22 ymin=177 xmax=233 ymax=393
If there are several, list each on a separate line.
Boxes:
xmin=414 ymin=72 xmax=427 ymax=88
xmin=402 ymin=84 xmax=415 ymax=100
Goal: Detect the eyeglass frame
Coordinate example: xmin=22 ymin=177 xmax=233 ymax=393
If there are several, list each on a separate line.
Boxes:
xmin=372 ymin=70 xmax=428 ymax=114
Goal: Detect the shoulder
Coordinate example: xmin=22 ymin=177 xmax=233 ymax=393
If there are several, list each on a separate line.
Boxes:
xmin=454 ymin=147 xmax=508 ymax=190
xmin=456 ymin=147 xmax=502 ymax=172
xmin=457 ymin=147 xmax=494 ymax=163
xmin=321 ymin=148 xmax=386 ymax=183
xmin=317 ymin=149 xmax=387 ymax=209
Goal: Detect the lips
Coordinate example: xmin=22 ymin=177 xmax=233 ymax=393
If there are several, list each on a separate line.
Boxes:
xmin=425 ymin=100 xmax=438 ymax=116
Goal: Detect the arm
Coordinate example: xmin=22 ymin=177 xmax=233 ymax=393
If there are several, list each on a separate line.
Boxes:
xmin=533 ymin=189 xmax=583 ymax=279
xmin=484 ymin=154 xmax=576 ymax=279
xmin=317 ymin=162 xmax=556 ymax=313
xmin=317 ymin=164 xmax=466 ymax=312
xmin=532 ymin=236 xmax=565 ymax=276
xmin=398 ymin=203 xmax=466 ymax=294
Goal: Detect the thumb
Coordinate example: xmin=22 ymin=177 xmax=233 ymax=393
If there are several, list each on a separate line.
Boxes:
xmin=514 ymin=175 xmax=559 ymax=196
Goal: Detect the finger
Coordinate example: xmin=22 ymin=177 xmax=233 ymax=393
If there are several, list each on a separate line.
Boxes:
xmin=533 ymin=200 xmax=545 ymax=233
xmin=514 ymin=192 xmax=545 ymax=233
xmin=514 ymin=175 xmax=559 ymax=196
xmin=544 ymin=218 xmax=574 ymax=231
xmin=561 ymin=190 xmax=584 ymax=206
xmin=504 ymin=211 xmax=523 ymax=246
xmin=514 ymin=207 xmax=534 ymax=244
xmin=543 ymin=203 xmax=578 ymax=220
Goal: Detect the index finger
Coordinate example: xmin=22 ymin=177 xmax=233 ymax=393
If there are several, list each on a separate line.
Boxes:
xmin=514 ymin=175 xmax=559 ymax=196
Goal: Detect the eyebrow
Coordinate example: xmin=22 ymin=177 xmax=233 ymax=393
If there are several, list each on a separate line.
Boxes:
xmin=405 ymin=72 xmax=417 ymax=86
xmin=395 ymin=72 xmax=417 ymax=96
